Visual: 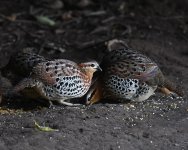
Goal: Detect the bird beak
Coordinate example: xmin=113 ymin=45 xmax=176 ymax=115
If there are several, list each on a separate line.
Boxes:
xmin=97 ymin=66 xmax=102 ymax=71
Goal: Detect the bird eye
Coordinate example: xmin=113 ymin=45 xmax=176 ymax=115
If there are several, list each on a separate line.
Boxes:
xmin=91 ymin=64 xmax=95 ymax=67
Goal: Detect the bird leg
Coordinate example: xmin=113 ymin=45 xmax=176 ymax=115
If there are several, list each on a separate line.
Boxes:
xmin=59 ymin=100 xmax=81 ymax=106
xmin=159 ymin=87 xmax=173 ymax=95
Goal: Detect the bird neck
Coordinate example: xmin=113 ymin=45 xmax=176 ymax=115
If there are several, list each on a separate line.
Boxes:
xmin=84 ymin=70 xmax=95 ymax=81
xmin=80 ymin=67 xmax=95 ymax=81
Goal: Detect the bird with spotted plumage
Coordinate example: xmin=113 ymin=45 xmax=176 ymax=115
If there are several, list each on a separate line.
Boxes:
xmin=8 ymin=48 xmax=101 ymax=106
xmin=2 ymin=47 xmax=47 ymax=77
xmin=86 ymin=39 xmax=184 ymax=105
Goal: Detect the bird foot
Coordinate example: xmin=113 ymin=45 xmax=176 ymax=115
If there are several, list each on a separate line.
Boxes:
xmin=47 ymin=100 xmax=55 ymax=109
xmin=159 ymin=87 xmax=182 ymax=99
xmin=167 ymin=92 xmax=182 ymax=99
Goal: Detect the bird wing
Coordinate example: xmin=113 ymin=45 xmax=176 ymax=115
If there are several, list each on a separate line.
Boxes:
xmin=32 ymin=59 xmax=80 ymax=85
xmin=105 ymin=60 xmax=160 ymax=82
xmin=101 ymin=48 xmax=152 ymax=68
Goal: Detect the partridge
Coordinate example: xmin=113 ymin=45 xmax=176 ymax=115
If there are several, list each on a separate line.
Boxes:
xmin=6 ymin=47 xmax=47 ymax=77
xmin=86 ymin=39 xmax=183 ymax=105
xmin=8 ymin=49 xmax=101 ymax=106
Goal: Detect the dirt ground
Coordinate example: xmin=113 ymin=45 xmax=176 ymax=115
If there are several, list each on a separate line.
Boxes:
xmin=0 ymin=0 xmax=188 ymax=150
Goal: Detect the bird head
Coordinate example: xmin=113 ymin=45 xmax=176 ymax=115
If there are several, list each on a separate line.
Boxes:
xmin=79 ymin=61 xmax=102 ymax=73
xmin=85 ymin=80 xmax=102 ymax=105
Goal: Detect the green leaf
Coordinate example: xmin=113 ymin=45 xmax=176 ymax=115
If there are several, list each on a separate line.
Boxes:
xmin=34 ymin=120 xmax=59 ymax=132
xmin=36 ymin=16 xmax=56 ymax=26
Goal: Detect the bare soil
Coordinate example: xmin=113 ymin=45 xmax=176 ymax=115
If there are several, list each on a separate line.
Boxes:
xmin=0 ymin=0 xmax=188 ymax=150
